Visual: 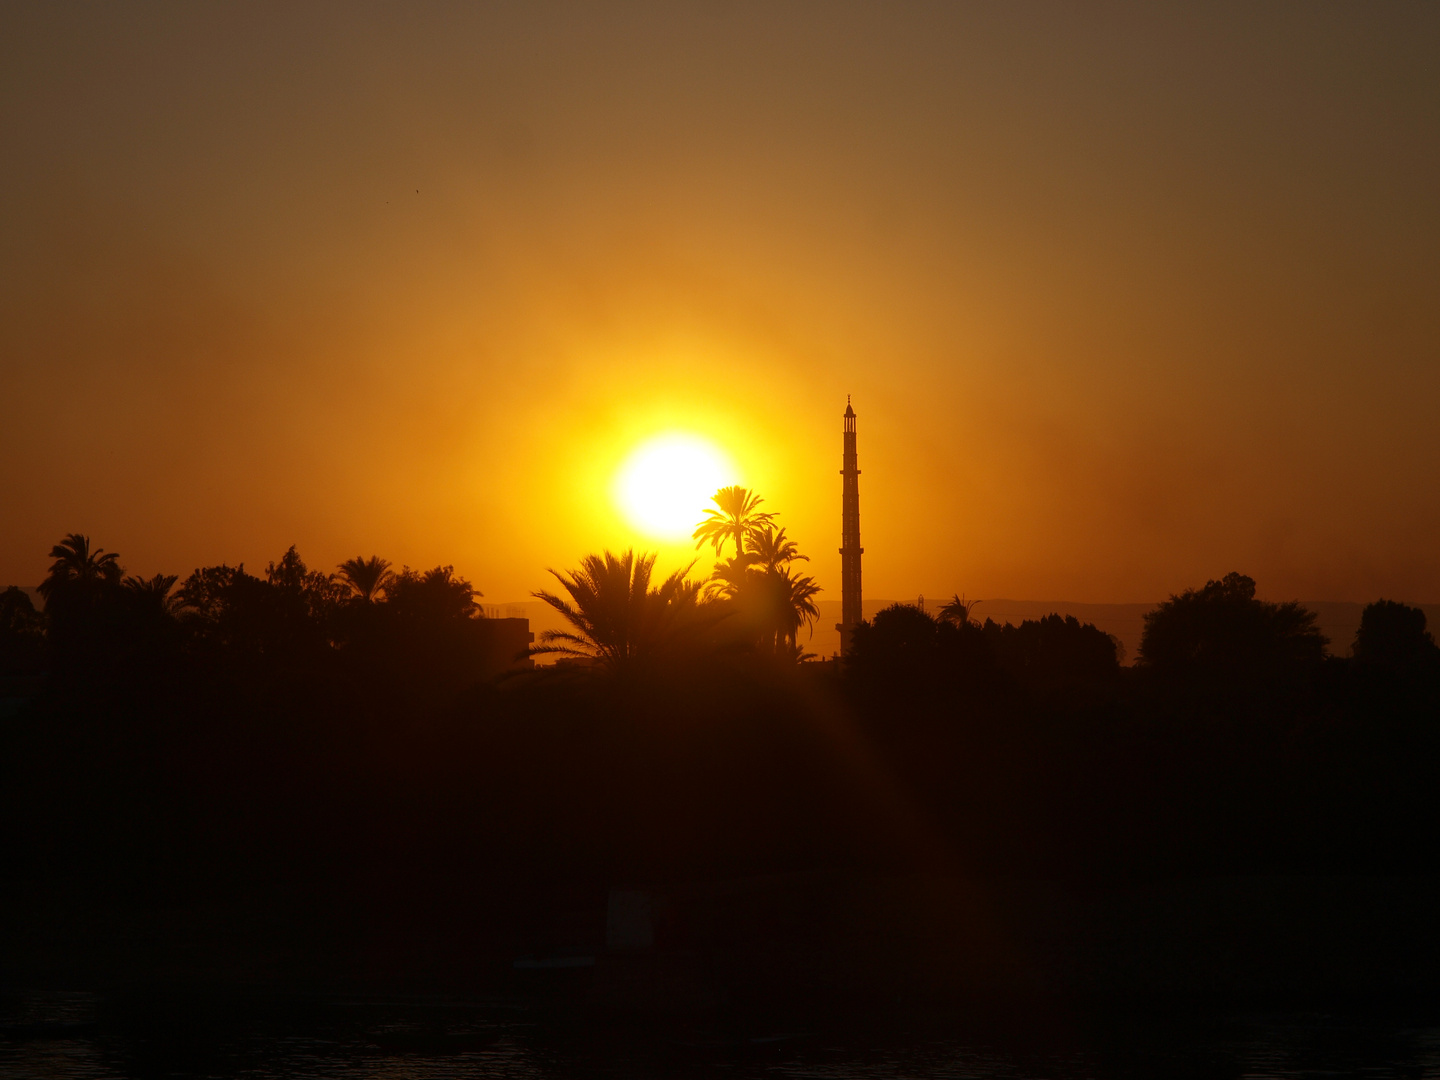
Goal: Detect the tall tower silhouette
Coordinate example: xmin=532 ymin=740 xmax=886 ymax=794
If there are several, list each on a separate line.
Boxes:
xmin=837 ymin=397 xmax=863 ymax=656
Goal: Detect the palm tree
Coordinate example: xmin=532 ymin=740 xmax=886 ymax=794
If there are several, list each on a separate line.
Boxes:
xmin=693 ymin=486 xmax=775 ymax=561
xmin=938 ymin=593 xmax=980 ymax=626
xmin=38 ymin=533 xmax=122 ymax=600
xmin=776 ymin=567 xmax=822 ymax=653
xmin=122 ymin=573 xmax=182 ymax=616
xmin=749 ymin=525 xmax=808 ymax=574
xmin=531 ymin=549 xmax=703 ymax=670
xmin=336 ymin=555 xmax=394 ymax=603
xmin=705 ymin=527 xmax=803 ymax=600
xmin=702 ymin=551 xmax=751 ymax=603
xmin=704 ymin=533 xmax=821 ymax=658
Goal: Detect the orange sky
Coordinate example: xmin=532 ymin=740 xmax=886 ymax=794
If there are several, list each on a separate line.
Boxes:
xmin=3 ymin=3 xmax=1438 ymax=605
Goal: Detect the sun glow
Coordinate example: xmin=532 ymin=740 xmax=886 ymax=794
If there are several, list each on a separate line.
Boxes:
xmin=615 ymin=434 xmax=737 ymax=541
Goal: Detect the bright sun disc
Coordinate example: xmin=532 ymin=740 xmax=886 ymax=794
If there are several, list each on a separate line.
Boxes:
xmin=616 ymin=434 xmax=736 ymax=541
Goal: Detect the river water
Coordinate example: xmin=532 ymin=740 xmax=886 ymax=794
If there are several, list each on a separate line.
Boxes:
xmin=6 ymin=990 xmax=1440 ymax=1080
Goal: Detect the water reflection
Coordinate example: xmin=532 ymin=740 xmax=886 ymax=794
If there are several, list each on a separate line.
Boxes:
xmin=4 ymin=991 xmax=1440 ymax=1079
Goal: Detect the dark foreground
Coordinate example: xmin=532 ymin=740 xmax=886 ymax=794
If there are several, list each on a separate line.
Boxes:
xmin=7 ymin=870 xmax=1440 ymax=1079
xmin=7 ymin=567 xmax=1440 ymax=1076
xmin=6 ymin=988 xmax=1440 ymax=1080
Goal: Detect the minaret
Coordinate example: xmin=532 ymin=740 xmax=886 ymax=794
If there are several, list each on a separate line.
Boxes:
xmin=837 ymin=397 xmax=863 ymax=656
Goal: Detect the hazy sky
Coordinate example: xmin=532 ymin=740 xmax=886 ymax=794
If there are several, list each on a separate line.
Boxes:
xmin=3 ymin=2 xmax=1438 ymax=604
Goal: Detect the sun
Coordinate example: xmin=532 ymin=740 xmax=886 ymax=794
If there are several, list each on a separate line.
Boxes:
xmin=615 ymin=434 xmax=737 ymax=541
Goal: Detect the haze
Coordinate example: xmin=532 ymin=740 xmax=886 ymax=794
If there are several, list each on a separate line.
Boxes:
xmin=3 ymin=3 xmax=1438 ymax=605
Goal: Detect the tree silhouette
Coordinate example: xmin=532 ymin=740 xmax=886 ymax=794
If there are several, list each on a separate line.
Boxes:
xmin=774 ymin=565 xmax=822 ymax=653
xmin=37 ymin=533 xmax=121 ymax=601
xmin=1353 ymin=599 xmax=1439 ymax=670
xmin=0 ymin=586 xmax=40 ymax=634
xmin=0 ymin=586 xmax=44 ymax=677
xmin=532 ymin=549 xmax=702 ymax=670
xmin=693 ymin=486 xmax=775 ymax=561
xmin=749 ymin=525 xmax=807 ymax=573
xmin=336 ymin=556 xmax=394 ymax=603
xmin=938 ymin=594 xmax=980 ymax=626
xmin=983 ymin=613 xmax=1120 ymax=697
xmin=122 ymin=573 xmax=182 ymax=616
xmin=704 ymin=553 xmax=752 ymax=603
xmin=1139 ymin=572 xmax=1325 ymax=687
xmin=386 ymin=565 xmax=481 ymax=622
xmin=373 ymin=565 xmax=492 ymax=686
xmin=847 ymin=603 xmax=945 ymax=690
xmin=175 ymin=564 xmax=250 ymax=628
xmin=267 ymin=546 xmax=348 ymax=619
xmin=172 ymin=561 xmax=291 ymax=661
xmin=703 ymin=525 xmax=819 ymax=657
xmin=36 ymin=534 xmax=125 ymax=667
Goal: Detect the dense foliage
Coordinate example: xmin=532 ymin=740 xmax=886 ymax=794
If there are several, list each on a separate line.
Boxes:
xmin=2 ymin=531 xmax=1438 ymax=993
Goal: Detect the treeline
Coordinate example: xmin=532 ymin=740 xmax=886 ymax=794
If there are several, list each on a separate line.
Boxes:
xmin=847 ymin=572 xmax=1440 ymax=875
xmin=3 ymin=525 xmax=1440 ymax=988
xmin=0 ymin=535 xmax=524 ymax=695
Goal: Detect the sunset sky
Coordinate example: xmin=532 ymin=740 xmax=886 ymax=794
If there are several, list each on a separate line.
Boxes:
xmin=3 ymin=3 xmax=1438 ymax=605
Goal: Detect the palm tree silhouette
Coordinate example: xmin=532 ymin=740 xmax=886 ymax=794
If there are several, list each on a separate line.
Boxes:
xmin=336 ymin=556 xmax=394 ymax=603
xmin=938 ymin=594 xmax=980 ymax=626
xmin=532 ymin=549 xmax=702 ymax=670
xmin=749 ymin=525 xmax=808 ymax=573
xmin=693 ymin=486 xmax=775 ymax=561
xmin=703 ymin=525 xmax=821 ymax=658
xmin=775 ymin=566 xmax=822 ymax=653
xmin=122 ymin=573 xmax=182 ymax=615
xmin=703 ymin=552 xmax=752 ymax=603
xmin=38 ymin=533 xmax=122 ymax=600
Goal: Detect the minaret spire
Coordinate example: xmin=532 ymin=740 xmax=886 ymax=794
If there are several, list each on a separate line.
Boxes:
xmin=837 ymin=397 xmax=863 ymax=656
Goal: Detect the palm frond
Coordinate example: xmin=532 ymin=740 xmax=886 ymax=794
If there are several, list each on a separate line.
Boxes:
xmin=938 ymin=594 xmax=980 ymax=626
xmin=39 ymin=533 xmax=123 ymax=596
xmin=750 ymin=525 xmax=808 ymax=572
xmin=336 ymin=555 xmax=394 ymax=601
xmin=692 ymin=486 xmax=776 ymax=558
xmin=530 ymin=549 xmax=704 ymax=670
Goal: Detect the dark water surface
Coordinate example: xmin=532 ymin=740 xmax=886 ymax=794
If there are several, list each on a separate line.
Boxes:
xmin=5 ymin=991 xmax=1440 ymax=1080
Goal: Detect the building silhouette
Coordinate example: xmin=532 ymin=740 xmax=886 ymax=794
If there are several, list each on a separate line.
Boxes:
xmin=477 ymin=616 xmax=535 ymax=677
xmin=837 ymin=397 xmax=863 ymax=656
